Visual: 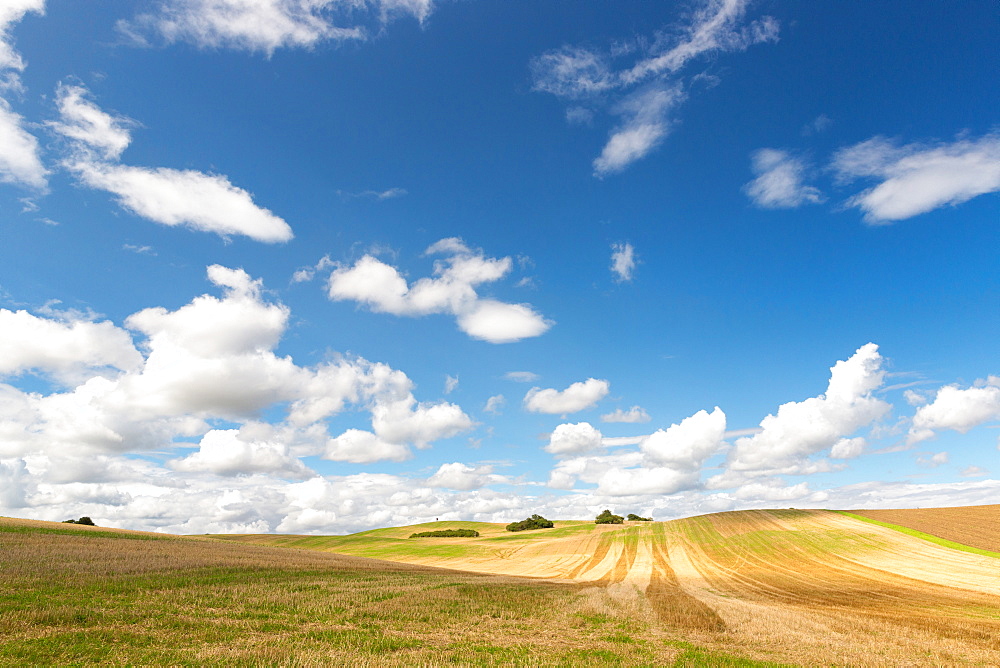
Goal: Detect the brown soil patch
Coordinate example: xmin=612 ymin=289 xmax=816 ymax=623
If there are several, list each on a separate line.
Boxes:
xmin=850 ymin=504 xmax=1000 ymax=552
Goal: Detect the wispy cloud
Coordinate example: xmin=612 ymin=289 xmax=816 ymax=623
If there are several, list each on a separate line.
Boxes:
xmin=49 ymin=83 xmax=134 ymax=161
xmin=483 ymin=394 xmax=504 ymax=415
xmin=601 ymin=405 xmax=650 ymax=423
xmin=801 ymin=113 xmax=832 ymax=136
xmin=593 ymin=85 xmax=684 ymax=176
xmin=504 ymin=371 xmax=539 ymax=383
xmin=531 ymin=0 xmax=779 ymax=175
xmin=743 ymin=148 xmax=823 ymax=209
xmin=609 ymin=242 xmax=636 ymax=282
xmin=832 ymin=132 xmax=1000 ymax=223
xmin=292 ymin=255 xmax=334 ymax=283
xmin=120 ymin=0 xmax=434 ymax=54
xmin=51 ymin=83 xmax=293 ymax=243
xmin=337 ymin=187 xmax=408 ymax=200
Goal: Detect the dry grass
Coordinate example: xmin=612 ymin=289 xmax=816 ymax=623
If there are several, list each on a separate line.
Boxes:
xmin=850 ymin=504 xmax=1000 ymax=552
xmin=660 ymin=509 xmax=1000 ymax=666
xmin=0 ymin=517 xmax=779 ymax=666
xmin=220 ymin=509 xmax=1000 ymax=666
xmin=7 ymin=508 xmax=1000 ymax=666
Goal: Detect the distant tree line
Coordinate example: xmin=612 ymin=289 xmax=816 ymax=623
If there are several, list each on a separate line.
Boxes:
xmin=595 ymin=510 xmax=654 ymax=524
xmin=63 ymin=517 xmax=96 ymax=526
xmin=410 ymin=529 xmax=479 ymax=538
xmin=506 ymin=514 xmax=554 ymax=532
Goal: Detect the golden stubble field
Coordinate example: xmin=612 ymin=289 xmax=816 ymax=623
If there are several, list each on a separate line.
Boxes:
xmin=215 ymin=507 xmax=1000 ymax=666
xmin=4 ymin=506 xmax=1000 ymax=666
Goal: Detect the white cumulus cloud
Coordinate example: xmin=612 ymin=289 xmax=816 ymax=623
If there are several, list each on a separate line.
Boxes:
xmin=0 ymin=265 xmax=473 ymax=469
xmin=640 ymin=407 xmax=726 ymax=471
xmin=426 ymin=462 xmax=504 ymax=491
xmin=322 ymin=429 xmax=412 ymax=464
xmin=524 ymin=378 xmax=610 ymax=414
xmin=0 ymin=1 xmax=47 ymax=189
xmin=908 ymin=379 xmax=1000 ymax=444
xmin=715 ymin=343 xmax=889 ymax=481
xmin=0 ymin=101 xmax=46 ymax=189
xmin=0 ymin=309 xmax=141 ymax=385
xmin=170 ymin=428 xmax=313 ymax=478
xmin=830 ymin=436 xmax=866 ymax=460
xmin=545 ymin=422 xmax=603 ymax=456
xmin=327 ymin=239 xmax=552 ymax=343
xmin=548 ymin=407 xmax=726 ymax=496
xmin=0 ymin=0 xmax=45 ymax=74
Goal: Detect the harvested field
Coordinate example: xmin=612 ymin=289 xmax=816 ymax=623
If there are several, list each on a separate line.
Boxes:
xmin=217 ymin=508 xmax=1000 ymax=666
xmin=6 ymin=508 xmax=1000 ymax=666
xmin=0 ymin=516 xmax=769 ymax=666
xmin=850 ymin=504 xmax=1000 ymax=553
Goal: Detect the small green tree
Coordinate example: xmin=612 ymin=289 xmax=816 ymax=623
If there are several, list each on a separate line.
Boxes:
xmin=63 ymin=516 xmax=96 ymax=526
xmin=595 ymin=509 xmax=623 ymax=524
xmin=626 ymin=513 xmax=652 ymax=522
xmin=506 ymin=514 xmax=554 ymax=532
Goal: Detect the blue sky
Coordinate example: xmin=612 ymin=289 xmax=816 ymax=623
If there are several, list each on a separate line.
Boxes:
xmin=1 ymin=0 xmax=998 ymax=533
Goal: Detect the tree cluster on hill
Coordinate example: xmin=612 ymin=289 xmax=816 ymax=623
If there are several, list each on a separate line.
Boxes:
xmin=410 ymin=529 xmax=480 ymax=538
xmin=506 ymin=514 xmax=554 ymax=532
xmin=627 ymin=513 xmax=653 ymax=522
xmin=595 ymin=510 xmax=624 ymax=524
xmin=63 ymin=517 xmax=95 ymax=526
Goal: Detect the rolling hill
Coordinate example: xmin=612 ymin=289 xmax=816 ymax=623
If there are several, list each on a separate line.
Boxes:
xmin=4 ymin=507 xmax=1000 ymax=665
xmin=211 ymin=507 xmax=1000 ymax=665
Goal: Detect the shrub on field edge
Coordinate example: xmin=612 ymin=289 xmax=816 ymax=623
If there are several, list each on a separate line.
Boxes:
xmin=595 ymin=510 xmax=624 ymax=525
xmin=627 ymin=513 xmax=652 ymax=522
xmin=506 ymin=514 xmax=555 ymax=532
xmin=410 ymin=529 xmax=480 ymax=538
xmin=63 ymin=516 xmax=96 ymax=526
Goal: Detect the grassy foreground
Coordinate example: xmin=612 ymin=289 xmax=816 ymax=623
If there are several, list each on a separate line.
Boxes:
xmin=0 ymin=518 xmax=780 ymax=666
